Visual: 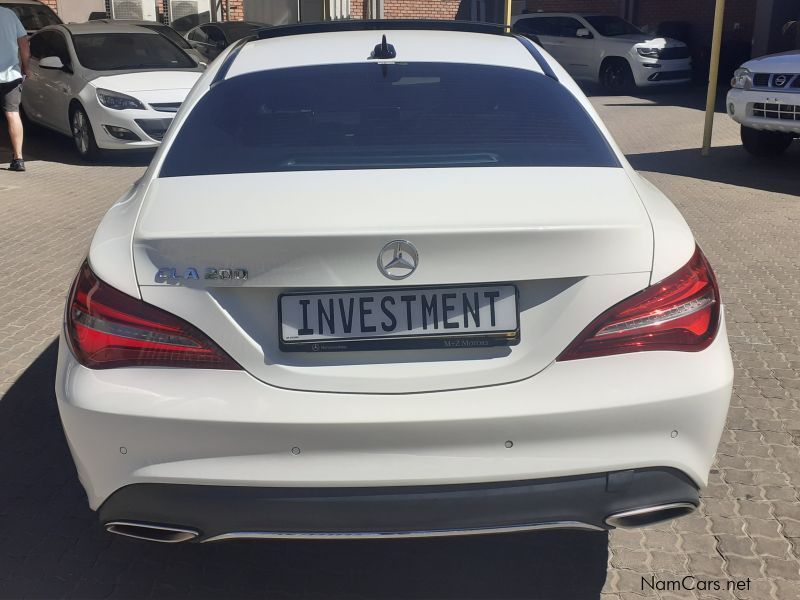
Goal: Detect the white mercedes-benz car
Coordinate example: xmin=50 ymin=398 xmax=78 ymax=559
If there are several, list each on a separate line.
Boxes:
xmin=56 ymin=21 xmax=733 ymax=543
xmin=727 ymin=50 xmax=799 ymax=156
xmin=22 ymin=22 xmax=203 ymax=159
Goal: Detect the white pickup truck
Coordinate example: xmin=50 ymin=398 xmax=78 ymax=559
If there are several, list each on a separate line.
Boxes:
xmin=511 ymin=13 xmax=692 ymax=93
xmin=728 ymin=50 xmax=800 ymax=156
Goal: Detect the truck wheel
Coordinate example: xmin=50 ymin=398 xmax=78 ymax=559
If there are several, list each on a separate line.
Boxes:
xmin=740 ymin=126 xmax=793 ymax=157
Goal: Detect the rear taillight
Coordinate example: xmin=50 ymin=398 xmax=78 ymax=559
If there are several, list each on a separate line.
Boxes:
xmin=65 ymin=262 xmax=241 ymax=370
xmin=558 ymin=246 xmax=720 ymax=361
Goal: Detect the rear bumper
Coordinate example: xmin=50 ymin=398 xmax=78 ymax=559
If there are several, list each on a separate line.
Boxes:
xmin=99 ymin=468 xmax=699 ymax=542
xmin=55 ymin=316 xmax=732 ymax=513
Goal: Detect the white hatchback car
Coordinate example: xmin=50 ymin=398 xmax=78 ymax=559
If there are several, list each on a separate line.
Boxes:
xmin=22 ymin=22 xmax=203 ymax=159
xmin=56 ymin=21 xmax=732 ymax=543
xmin=728 ymin=50 xmax=800 ymax=156
xmin=512 ymin=13 xmax=691 ymax=92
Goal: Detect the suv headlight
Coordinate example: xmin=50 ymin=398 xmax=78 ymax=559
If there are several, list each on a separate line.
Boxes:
xmin=730 ymin=68 xmax=751 ymax=89
xmin=96 ymin=88 xmax=146 ymax=111
xmin=636 ymin=47 xmax=661 ymax=59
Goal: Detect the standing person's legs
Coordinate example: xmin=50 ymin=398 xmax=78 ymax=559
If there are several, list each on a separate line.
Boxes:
xmin=2 ymin=79 xmax=24 ymax=170
xmin=7 ymin=111 xmax=23 ymax=159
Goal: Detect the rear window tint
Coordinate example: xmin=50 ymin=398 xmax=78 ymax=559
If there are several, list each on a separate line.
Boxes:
xmin=160 ymin=62 xmax=619 ymax=177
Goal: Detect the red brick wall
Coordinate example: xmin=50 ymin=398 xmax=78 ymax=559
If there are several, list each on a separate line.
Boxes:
xmin=383 ymin=0 xmax=462 ymax=19
xmin=226 ymin=0 xmax=245 ymax=20
xmin=350 ymin=0 xmax=366 ymax=18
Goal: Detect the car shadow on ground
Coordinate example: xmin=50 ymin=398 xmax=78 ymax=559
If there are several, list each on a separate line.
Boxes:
xmin=0 ymin=341 xmax=609 ymax=600
xmin=628 ymin=143 xmax=800 ymax=196
xmin=581 ymin=82 xmax=730 ymax=113
xmin=0 ymin=125 xmax=153 ymax=169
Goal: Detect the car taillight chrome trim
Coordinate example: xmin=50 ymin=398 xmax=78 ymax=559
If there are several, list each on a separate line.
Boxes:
xmin=71 ymin=310 xmax=204 ymax=348
xmin=594 ymin=291 xmax=715 ymax=337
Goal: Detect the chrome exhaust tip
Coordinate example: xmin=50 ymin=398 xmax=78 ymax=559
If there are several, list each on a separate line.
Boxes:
xmin=605 ymin=502 xmax=696 ymax=529
xmin=105 ymin=521 xmax=199 ymax=543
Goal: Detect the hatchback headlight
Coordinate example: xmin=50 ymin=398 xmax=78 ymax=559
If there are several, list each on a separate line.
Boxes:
xmin=730 ymin=68 xmax=751 ymax=89
xmin=96 ymin=88 xmax=146 ymax=111
xmin=636 ymin=47 xmax=661 ymax=59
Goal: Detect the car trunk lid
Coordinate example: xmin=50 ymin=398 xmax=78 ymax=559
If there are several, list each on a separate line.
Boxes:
xmin=133 ymin=167 xmax=653 ymax=393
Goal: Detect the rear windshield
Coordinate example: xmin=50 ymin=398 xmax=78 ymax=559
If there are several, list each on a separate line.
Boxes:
xmin=160 ymin=62 xmax=619 ymax=177
xmin=73 ymin=32 xmax=196 ymax=70
xmin=7 ymin=3 xmax=61 ymax=29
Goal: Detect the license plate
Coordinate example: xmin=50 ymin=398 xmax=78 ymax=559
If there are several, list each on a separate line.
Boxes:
xmin=279 ymin=284 xmax=519 ymax=352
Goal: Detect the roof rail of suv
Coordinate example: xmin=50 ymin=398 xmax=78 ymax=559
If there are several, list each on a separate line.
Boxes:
xmin=255 ymin=19 xmax=507 ymax=39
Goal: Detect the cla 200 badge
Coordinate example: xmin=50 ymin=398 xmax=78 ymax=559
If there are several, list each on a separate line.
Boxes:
xmin=155 ymin=267 xmax=248 ymax=284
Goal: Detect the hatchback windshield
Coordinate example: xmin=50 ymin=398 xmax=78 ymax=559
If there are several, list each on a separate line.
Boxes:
xmin=6 ymin=2 xmax=61 ymax=29
xmin=584 ymin=16 xmax=642 ymax=37
xmin=72 ymin=32 xmax=196 ymax=70
xmin=161 ymin=62 xmax=618 ymax=177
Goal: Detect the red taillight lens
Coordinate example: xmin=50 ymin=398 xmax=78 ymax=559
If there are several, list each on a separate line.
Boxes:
xmin=557 ymin=246 xmax=720 ymax=361
xmin=65 ymin=262 xmax=242 ymax=370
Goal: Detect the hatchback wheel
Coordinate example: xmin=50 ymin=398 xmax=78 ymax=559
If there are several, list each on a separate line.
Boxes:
xmin=71 ymin=105 xmax=101 ymax=161
xmin=740 ymin=126 xmax=793 ymax=157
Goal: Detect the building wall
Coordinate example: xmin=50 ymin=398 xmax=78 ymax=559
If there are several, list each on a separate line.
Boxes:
xmin=226 ymin=0 xmax=245 ymax=20
xmin=42 ymin=0 xmax=759 ymax=45
xmin=383 ymin=0 xmax=461 ymax=19
xmin=350 ymin=0 xmax=366 ymax=18
xmin=633 ymin=0 xmax=757 ymax=43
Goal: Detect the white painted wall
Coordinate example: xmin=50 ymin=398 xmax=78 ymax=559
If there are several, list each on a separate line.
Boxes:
xmin=56 ymin=0 xmax=105 ymax=23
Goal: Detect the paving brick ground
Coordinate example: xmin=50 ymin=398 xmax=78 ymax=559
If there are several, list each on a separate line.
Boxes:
xmin=0 ymin=87 xmax=798 ymax=599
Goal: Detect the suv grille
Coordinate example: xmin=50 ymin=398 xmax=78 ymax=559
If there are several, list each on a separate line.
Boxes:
xmin=753 ymin=102 xmax=800 ymax=121
xmin=659 ymin=47 xmax=690 ymax=60
xmin=752 ymin=73 xmax=800 ymax=88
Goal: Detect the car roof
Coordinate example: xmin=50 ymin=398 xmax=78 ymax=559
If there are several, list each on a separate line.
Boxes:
xmin=225 ymin=27 xmax=546 ymax=80
xmin=61 ymin=21 xmax=160 ymax=35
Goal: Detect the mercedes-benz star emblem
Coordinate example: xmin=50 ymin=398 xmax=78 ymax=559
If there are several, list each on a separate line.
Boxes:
xmin=378 ymin=240 xmax=418 ymax=280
